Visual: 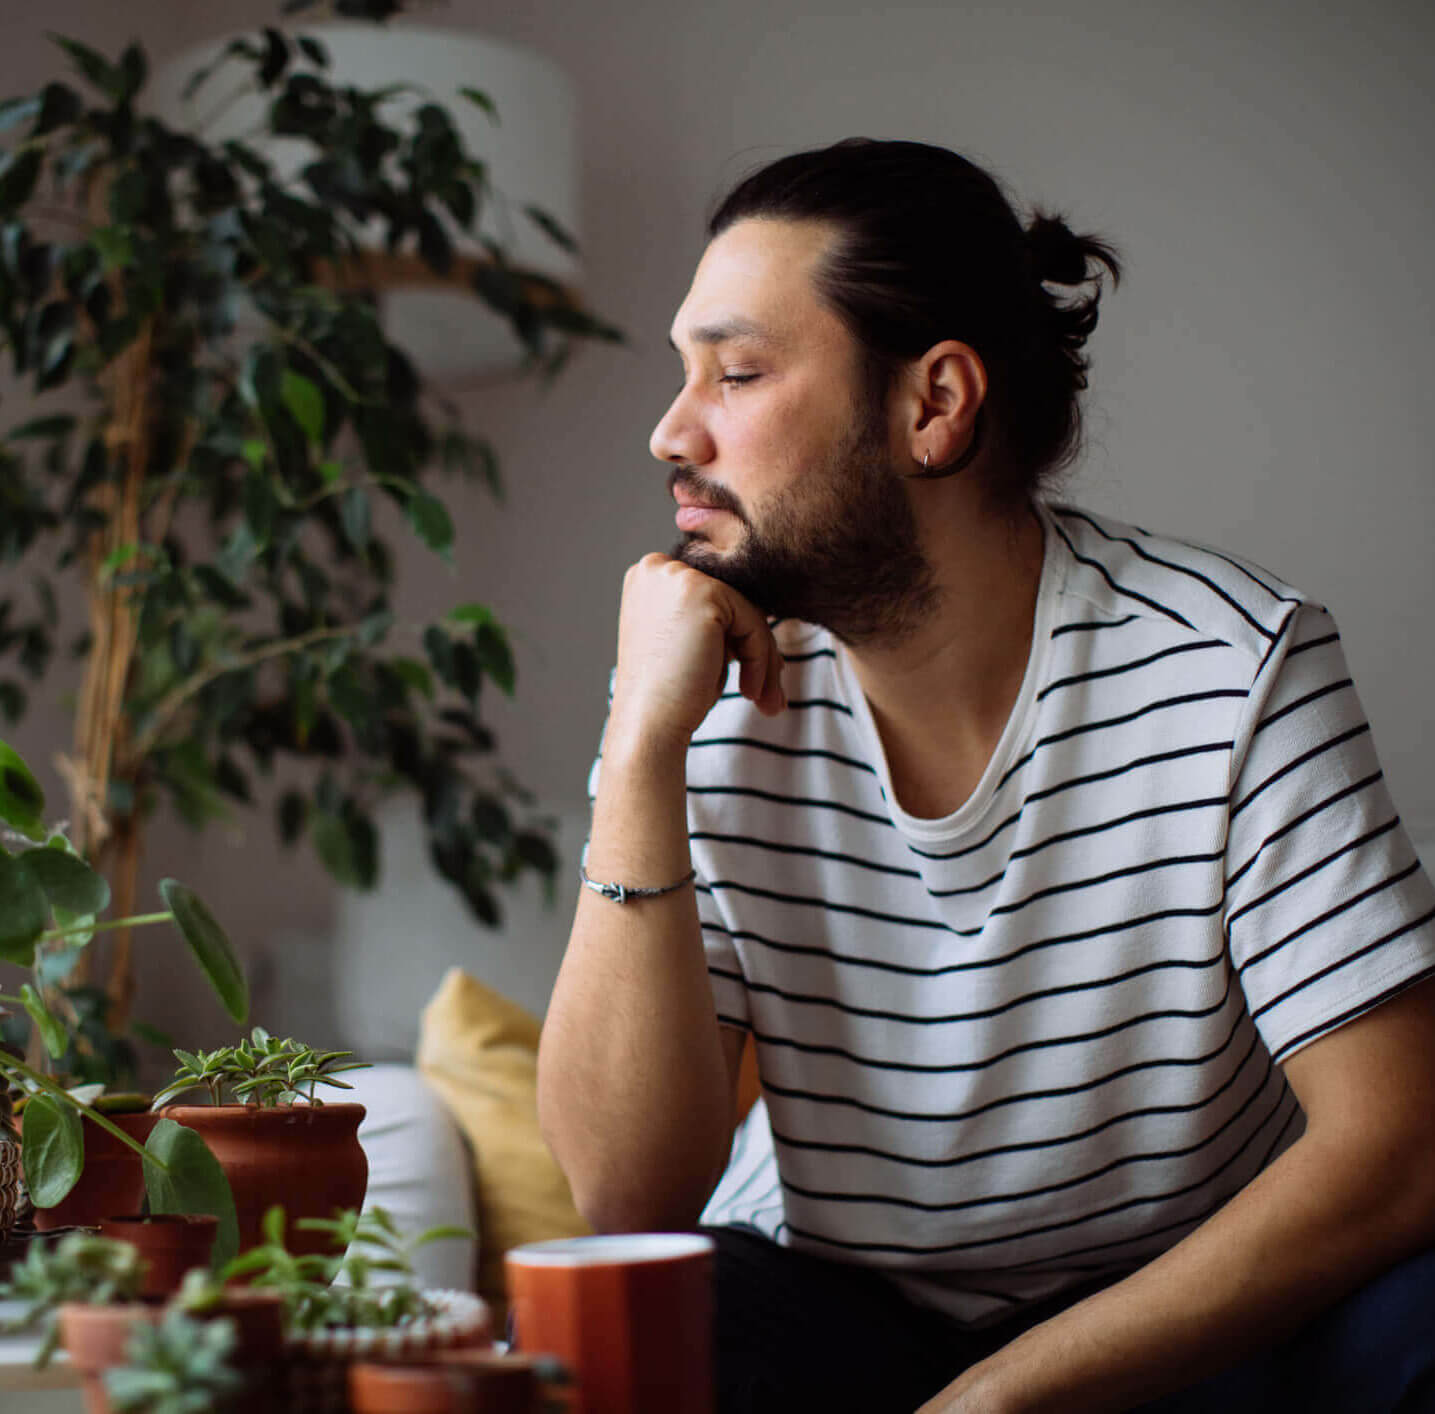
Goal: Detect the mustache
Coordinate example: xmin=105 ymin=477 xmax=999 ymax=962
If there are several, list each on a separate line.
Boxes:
xmin=667 ymin=466 xmax=748 ymax=522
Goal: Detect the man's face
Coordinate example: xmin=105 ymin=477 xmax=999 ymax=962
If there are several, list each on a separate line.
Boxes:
xmin=650 ymin=217 xmax=936 ymax=643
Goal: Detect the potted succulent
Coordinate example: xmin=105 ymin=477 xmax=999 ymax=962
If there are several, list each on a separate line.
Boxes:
xmin=0 ymin=736 xmax=242 ymax=1238
xmin=0 ymin=0 xmax=619 ymax=1091
xmin=151 ymin=1026 xmax=370 ymax=1256
xmin=0 ymin=1230 xmax=285 ymax=1412
xmin=101 ymin=1307 xmax=244 ymax=1414
xmin=213 ymin=1203 xmax=487 ymax=1414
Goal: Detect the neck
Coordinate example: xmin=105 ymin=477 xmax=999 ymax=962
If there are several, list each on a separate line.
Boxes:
xmin=841 ymin=495 xmax=1046 ymax=818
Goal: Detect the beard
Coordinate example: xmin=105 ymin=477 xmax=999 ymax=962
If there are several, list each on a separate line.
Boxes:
xmin=670 ymin=409 xmax=939 ymax=646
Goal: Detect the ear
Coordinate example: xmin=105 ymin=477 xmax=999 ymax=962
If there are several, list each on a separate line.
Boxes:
xmin=899 ymin=341 xmax=987 ymax=474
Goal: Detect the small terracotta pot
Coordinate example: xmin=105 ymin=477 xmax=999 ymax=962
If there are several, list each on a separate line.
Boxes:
xmin=156 ymin=1103 xmax=367 ymax=1255
xmin=352 ymin=1352 xmax=543 ymax=1414
xmin=59 ymin=1300 xmax=161 ymax=1414
xmin=32 ymin=1111 xmax=159 ymax=1231
xmin=99 ymin=1213 xmax=219 ymax=1298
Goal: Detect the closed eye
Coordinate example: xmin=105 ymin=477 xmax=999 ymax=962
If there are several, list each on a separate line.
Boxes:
xmin=720 ymin=373 xmax=759 ymax=386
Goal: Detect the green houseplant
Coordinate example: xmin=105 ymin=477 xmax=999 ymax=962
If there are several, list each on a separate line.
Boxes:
xmin=151 ymin=1028 xmax=373 ymax=1257
xmin=0 ymin=736 xmax=241 ymax=1237
xmin=0 ymin=0 xmax=619 ymax=1072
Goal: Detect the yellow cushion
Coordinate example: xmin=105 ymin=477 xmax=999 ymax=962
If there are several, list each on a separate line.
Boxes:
xmin=415 ymin=967 xmax=590 ymax=1324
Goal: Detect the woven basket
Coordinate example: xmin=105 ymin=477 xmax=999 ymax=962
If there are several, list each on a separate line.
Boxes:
xmin=0 ymin=1137 xmax=28 ymax=1241
xmin=277 ymin=1288 xmax=493 ymax=1414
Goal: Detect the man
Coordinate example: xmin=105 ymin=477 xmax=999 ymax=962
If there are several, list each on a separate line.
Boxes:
xmin=536 ymin=139 xmax=1435 ymax=1412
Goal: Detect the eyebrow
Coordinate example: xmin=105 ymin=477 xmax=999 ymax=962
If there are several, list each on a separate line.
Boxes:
xmin=667 ymin=317 xmax=783 ymax=352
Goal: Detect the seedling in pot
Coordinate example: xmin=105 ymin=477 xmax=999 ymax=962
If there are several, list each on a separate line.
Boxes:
xmin=151 ymin=1027 xmax=367 ymax=1108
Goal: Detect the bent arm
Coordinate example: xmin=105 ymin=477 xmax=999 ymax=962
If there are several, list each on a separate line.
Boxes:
xmin=537 ymin=555 xmax=782 ymax=1234
xmin=538 ymin=720 xmax=746 ymax=1232
xmin=928 ymin=976 xmax=1435 ymax=1413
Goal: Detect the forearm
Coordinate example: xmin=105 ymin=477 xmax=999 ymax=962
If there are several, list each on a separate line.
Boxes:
xmin=933 ymin=1125 xmax=1435 ymax=1413
xmin=538 ymin=722 xmax=733 ymax=1233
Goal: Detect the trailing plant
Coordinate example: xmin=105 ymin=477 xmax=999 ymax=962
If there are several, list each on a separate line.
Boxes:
xmin=151 ymin=1025 xmax=367 ymax=1107
xmin=0 ymin=0 xmax=619 ymax=1065
xmin=215 ymin=1203 xmax=468 ymax=1331
xmin=0 ymin=737 xmax=241 ymax=1230
xmin=104 ymin=1307 xmax=242 ymax=1414
xmin=0 ymin=1230 xmax=144 ymax=1365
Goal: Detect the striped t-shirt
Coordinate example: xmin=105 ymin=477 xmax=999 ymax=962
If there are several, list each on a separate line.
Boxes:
xmin=671 ymin=501 xmax=1435 ymax=1326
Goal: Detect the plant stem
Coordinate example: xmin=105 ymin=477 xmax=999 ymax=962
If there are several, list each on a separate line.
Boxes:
xmin=38 ymin=912 xmax=172 ymax=944
xmin=129 ymin=624 xmax=355 ymax=761
xmin=0 ymin=1054 xmax=168 ymax=1170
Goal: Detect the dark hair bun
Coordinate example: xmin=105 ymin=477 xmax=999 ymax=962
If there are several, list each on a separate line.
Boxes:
xmin=1026 ymin=212 xmax=1120 ymax=288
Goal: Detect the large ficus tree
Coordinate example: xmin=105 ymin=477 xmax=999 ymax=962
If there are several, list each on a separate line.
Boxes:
xmin=0 ymin=3 xmax=619 ymax=1066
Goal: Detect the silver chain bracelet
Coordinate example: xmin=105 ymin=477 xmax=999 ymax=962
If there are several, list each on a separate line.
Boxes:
xmin=579 ymin=865 xmax=697 ymax=905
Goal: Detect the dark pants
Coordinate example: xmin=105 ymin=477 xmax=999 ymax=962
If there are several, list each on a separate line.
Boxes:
xmin=702 ymin=1225 xmax=1435 ymax=1413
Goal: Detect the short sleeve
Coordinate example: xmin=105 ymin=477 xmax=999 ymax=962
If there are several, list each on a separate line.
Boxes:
xmin=1225 ymin=604 xmax=1435 ymax=1062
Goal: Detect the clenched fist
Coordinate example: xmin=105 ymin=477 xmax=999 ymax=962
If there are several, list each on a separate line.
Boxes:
xmin=607 ymin=554 xmax=786 ymax=757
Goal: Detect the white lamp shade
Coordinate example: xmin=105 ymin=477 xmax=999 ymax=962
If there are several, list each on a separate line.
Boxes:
xmin=147 ymin=24 xmax=579 ymax=377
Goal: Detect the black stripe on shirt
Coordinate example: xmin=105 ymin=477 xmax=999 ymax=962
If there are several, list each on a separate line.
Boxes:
xmin=1057 ymin=509 xmax=1277 ymax=642
xmin=1251 ymin=678 xmax=1354 ymax=737
xmin=689 ymin=736 xmax=877 ymax=774
xmin=757 ymin=1003 xmax=1250 ymax=1123
xmin=766 ymin=1027 xmax=1264 ymax=1169
xmin=1050 ymin=614 xmax=1139 ymax=637
xmin=1238 ymin=858 xmax=1420 ymax=976
xmin=687 ymin=783 xmax=893 ymax=826
xmin=689 ymin=830 xmax=921 ymax=880
xmin=710 ymin=949 xmax=1224 ymax=1028
xmin=778 ymin=1053 xmax=1277 ymax=1218
xmin=703 ymin=899 xmax=1225 ymax=979
xmin=1250 ymin=901 xmax=1435 ymax=1028
xmin=1229 ymin=723 xmax=1370 ymax=819
xmin=781 ymin=1078 xmax=1290 ymax=1255
xmin=732 ymin=971 xmax=1234 ymax=1075
xmin=1048 ymin=518 xmax=1198 ymax=632
xmin=1225 ymin=772 xmax=1383 ymax=892
xmin=1037 ymin=643 xmax=1232 ymax=700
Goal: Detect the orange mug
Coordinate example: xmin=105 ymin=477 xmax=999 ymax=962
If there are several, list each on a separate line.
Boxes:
xmin=505 ymin=1233 xmax=715 ymax=1414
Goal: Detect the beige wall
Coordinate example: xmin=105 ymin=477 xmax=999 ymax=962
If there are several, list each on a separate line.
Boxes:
xmin=3 ymin=0 xmax=1433 ymax=1060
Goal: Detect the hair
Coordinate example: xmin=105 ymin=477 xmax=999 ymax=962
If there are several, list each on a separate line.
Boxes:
xmin=708 ymin=138 xmax=1122 ymax=506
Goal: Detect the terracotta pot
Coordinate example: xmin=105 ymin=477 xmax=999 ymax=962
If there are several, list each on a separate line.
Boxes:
xmin=58 ymin=1300 xmax=160 ymax=1414
xmin=156 ymin=1103 xmax=367 ymax=1255
xmin=99 ymin=1213 xmax=219 ymax=1298
xmin=352 ymin=1353 xmax=543 ymax=1414
xmin=32 ymin=1111 xmax=159 ymax=1231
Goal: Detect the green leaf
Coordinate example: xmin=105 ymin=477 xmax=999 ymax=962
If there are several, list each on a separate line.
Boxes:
xmin=50 ymin=34 xmax=120 ymax=99
xmin=21 ymin=1093 xmax=84 ymax=1207
xmin=21 ymin=846 xmax=110 ymax=915
xmin=340 ymin=486 xmax=370 ymax=550
xmin=7 ymin=413 xmax=76 ymax=439
xmin=405 ymin=491 xmax=453 ymax=560
xmin=0 ymin=149 xmax=42 ymax=215
xmin=313 ymin=811 xmax=357 ymax=886
xmin=20 ymin=982 xmax=68 ymax=1058
xmin=447 ymin=602 xmax=496 ymax=628
xmin=460 ymin=87 xmax=499 ymax=124
xmin=157 ymin=879 xmax=248 ymax=1025
xmin=0 ymin=852 xmax=45 ymax=964
xmin=0 ymin=96 xmax=41 ymax=134
xmin=475 ymin=620 xmax=516 ymax=696
xmin=91 ymin=225 xmax=132 ymax=271
xmin=280 ymin=369 xmax=325 ymax=446
xmin=525 ymin=204 xmax=580 ymax=255
xmin=144 ymin=1117 xmax=240 ymax=1268
xmin=391 ymin=657 xmax=434 ymax=701
xmin=0 ymin=739 xmax=46 ymax=834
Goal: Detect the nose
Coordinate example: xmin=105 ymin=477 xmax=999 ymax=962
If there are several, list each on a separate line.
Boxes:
xmin=649 ymin=384 xmax=715 ymax=467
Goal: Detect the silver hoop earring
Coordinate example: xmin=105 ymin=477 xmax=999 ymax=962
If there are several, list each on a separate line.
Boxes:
xmin=901 ymin=414 xmax=985 ymax=481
